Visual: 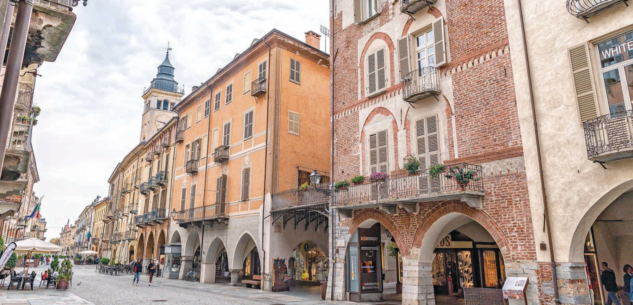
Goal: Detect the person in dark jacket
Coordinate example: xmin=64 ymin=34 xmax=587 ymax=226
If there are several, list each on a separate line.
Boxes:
xmin=148 ymin=260 xmax=156 ymax=286
xmin=601 ymin=262 xmax=621 ymax=305
xmin=132 ymin=258 xmax=143 ymax=286
xmin=624 ymin=265 xmax=633 ymax=302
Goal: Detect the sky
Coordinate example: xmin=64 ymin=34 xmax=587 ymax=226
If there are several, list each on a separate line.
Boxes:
xmin=33 ymin=0 xmax=330 ymax=238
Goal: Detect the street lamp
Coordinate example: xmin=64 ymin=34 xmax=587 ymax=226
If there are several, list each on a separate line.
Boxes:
xmin=309 ymin=170 xmax=322 ymax=185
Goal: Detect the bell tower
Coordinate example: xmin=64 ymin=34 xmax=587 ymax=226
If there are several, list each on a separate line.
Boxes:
xmin=140 ymin=45 xmax=184 ymax=143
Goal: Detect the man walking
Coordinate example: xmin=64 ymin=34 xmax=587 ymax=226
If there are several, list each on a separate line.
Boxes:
xmin=133 ymin=258 xmax=142 ymax=286
xmin=601 ymin=262 xmax=621 ymax=305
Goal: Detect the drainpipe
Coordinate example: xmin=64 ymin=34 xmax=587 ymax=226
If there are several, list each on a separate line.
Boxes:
xmin=261 ymin=39 xmax=272 ymax=289
xmin=0 ymin=0 xmax=33 ymax=172
xmin=200 ymin=84 xmax=212 ymax=282
xmin=329 ymin=46 xmax=339 ymax=301
xmin=516 ymin=0 xmax=560 ymax=303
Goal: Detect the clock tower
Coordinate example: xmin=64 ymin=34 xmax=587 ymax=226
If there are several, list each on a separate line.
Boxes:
xmin=140 ymin=47 xmax=184 ymax=143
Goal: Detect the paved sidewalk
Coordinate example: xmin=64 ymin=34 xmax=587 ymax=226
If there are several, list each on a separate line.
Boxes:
xmin=0 ymin=290 xmax=92 ymax=305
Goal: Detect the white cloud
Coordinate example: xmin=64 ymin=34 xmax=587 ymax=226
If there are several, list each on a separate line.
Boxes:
xmin=33 ymin=0 xmax=330 ymax=237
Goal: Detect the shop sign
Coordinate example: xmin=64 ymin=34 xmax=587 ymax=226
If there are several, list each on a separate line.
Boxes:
xmin=503 ymin=277 xmax=529 ymax=300
xmin=435 ymin=235 xmax=473 ymax=249
xmin=600 ymin=41 xmax=633 ymax=61
xmin=360 ymin=236 xmax=378 ymax=242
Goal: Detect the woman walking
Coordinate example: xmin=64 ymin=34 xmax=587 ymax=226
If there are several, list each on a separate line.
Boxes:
xmin=148 ymin=259 xmax=156 ymax=286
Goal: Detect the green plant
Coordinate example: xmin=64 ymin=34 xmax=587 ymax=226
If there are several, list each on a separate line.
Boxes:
xmin=31 ymin=106 xmax=41 ymax=117
xmin=428 ymin=164 xmax=446 ymax=178
xmin=7 ymin=253 xmax=16 ymax=269
xmin=444 ymin=165 xmax=479 ymax=187
xmin=403 ymin=154 xmax=421 ymax=174
xmin=100 ymin=258 xmax=110 ymax=265
xmin=351 ymin=176 xmax=365 ymax=184
xmin=58 ymin=259 xmax=72 ymax=282
xmin=17 ymin=255 xmax=23 ymax=259
xmin=386 ymin=242 xmax=399 ymax=257
xmin=369 ymin=172 xmax=389 ymax=183
xmin=33 ymin=253 xmax=42 ymax=259
xmin=50 ymin=256 xmax=60 ymax=272
xmin=300 ymin=182 xmax=310 ymax=191
xmin=32 ymin=118 xmax=38 ymax=126
xmin=334 ymin=180 xmax=350 ymax=191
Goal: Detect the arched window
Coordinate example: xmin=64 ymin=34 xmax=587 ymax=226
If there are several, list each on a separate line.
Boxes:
xmin=163 ymin=100 xmax=169 ymax=110
xmin=157 ymin=100 xmax=162 ymax=109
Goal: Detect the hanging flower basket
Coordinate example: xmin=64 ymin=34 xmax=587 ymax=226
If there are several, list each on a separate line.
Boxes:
xmin=369 ymin=172 xmax=389 ymax=183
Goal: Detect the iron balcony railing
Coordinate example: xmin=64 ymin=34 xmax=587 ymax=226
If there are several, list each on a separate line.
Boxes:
xmin=134 ymin=176 xmax=141 ymax=189
xmin=91 ymin=238 xmax=99 ymax=245
xmin=151 ymin=209 xmax=167 ymax=222
xmin=213 ymin=146 xmax=230 ymax=163
xmin=156 ymin=171 xmax=169 ymax=186
xmin=162 ymin=137 xmax=170 ymax=148
xmin=140 ymin=182 xmax=150 ymax=195
xmin=176 ymin=130 xmax=185 ymax=143
xmin=33 ymin=0 xmax=73 ymax=12
xmin=175 ymin=204 xmax=226 ymax=224
xmin=135 ymin=215 xmax=145 ymax=228
xmin=566 ymin=0 xmax=627 ymax=19
xmin=121 ymin=183 xmax=131 ymax=194
xmin=15 ymin=89 xmax=33 ymax=110
xmin=143 ymin=213 xmax=150 ymax=223
xmin=400 ymin=0 xmax=437 ymax=14
xmin=271 ymin=183 xmax=330 ymax=211
xmin=583 ymin=111 xmax=633 ymax=162
xmin=149 ymin=176 xmax=160 ymax=189
xmin=186 ymin=160 xmax=199 ymax=174
xmin=334 ymin=163 xmax=484 ymax=208
xmin=125 ymin=230 xmax=136 ymax=241
xmin=403 ymin=67 xmax=441 ymax=103
xmin=251 ymin=77 xmax=267 ymax=97
xmin=145 ymin=151 xmax=154 ymax=162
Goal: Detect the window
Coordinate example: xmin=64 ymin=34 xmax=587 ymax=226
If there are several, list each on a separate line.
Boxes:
xmin=244 ymin=110 xmax=254 ymax=139
xmin=186 ymin=113 xmax=192 ymax=129
xmin=216 ymin=175 xmax=227 ymax=205
xmin=596 ymin=31 xmax=633 ymax=117
xmin=367 ymin=49 xmax=386 ymax=95
xmin=414 ymin=29 xmax=436 ymax=71
xmin=243 ymin=71 xmax=252 ymax=94
xmin=204 ymin=99 xmax=211 ymax=118
xmin=290 ymin=59 xmax=301 ymax=84
xmin=223 ymin=122 xmax=231 ymax=146
xmin=191 ymin=139 xmax=200 ymax=161
xmin=180 ymin=188 xmax=186 ymax=211
xmin=241 ymin=168 xmax=250 ymax=201
xmin=416 ymin=115 xmax=440 ymax=170
xmin=226 ymin=84 xmax=233 ymax=105
xmin=157 ymin=100 xmax=162 ymax=109
xmin=196 ymin=105 xmax=203 ymax=122
xmin=258 ymin=61 xmax=267 ymax=80
xmin=354 ymin=0 xmax=379 ymax=23
xmin=369 ymin=130 xmax=388 ymax=173
xmin=170 ymin=103 xmax=175 ymax=110
xmin=201 ymin=135 xmax=208 ymax=158
xmin=289 ymin=111 xmax=300 ymax=135
xmin=189 ymin=184 xmax=196 ymax=209
xmin=397 ymin=18 xmax=446 ymax=80
xmin=214 ymin=92 xmax=221 ymax=111
xmin=212 ymin=129 xmax=219 ymax=151
xmin=185 ymin=144 xmax=190 ymax=163
xmin=162 ymin=100 xmax=169 ymax=110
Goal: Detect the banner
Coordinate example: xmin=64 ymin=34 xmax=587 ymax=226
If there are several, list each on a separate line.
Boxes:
xmin=0 ymin=242 xmax=17 ymax=271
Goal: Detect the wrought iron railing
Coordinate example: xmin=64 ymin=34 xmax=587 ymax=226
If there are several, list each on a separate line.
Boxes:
xmin=33 ymin=0 xmax=73 ymax=12
xmin=135 ymin=215 xmax=144 ymax=227
xmin=186 ymin=160 xmax=199 ymax=174
xmin=402 ymin=67 xmax=440 ymax=102
xmin=140 ymin=182 xmax=150 ymax=195
xmin=156 ymin=171 xmax=169 ymax=185
xmin=566 ymin=0 xmax=627 ymax=19
xmin=583 ymin=111 xmax=633 ymax=160
xmin=162 ymin=137 xmax=170 ymax=148
xmin=334 ymin=163 xmax=484 ymax=207
xmin=271 ymin=183 xmax=330 ymax=211
xmin=175 ymin=205 xmax=224 ymax=223
xmin=400 ymin=0 xmax=437 ymax=14
xmin=214 ymin=146 xmax=230 ymax=163
xmin=146 ymin=151 xmax=154 ymax=161
xmin=143 ymin=213 xmax=150 ymax=223
xmin=15 ymin=89 xmax=33 ymax=110
xmin=176 ymin=130 xmax=185 ymax=142
xmin=149 ymin=176 xmax=160 ymax=189
xmin=251 ymin=77 xmax=267 ymax=96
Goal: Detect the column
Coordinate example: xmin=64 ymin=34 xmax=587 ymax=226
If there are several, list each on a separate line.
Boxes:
xmin=504 ymin=261 xmax=546 ymax=305
xmin=200 ymin=263 xmax=215 ymax=283
xmin=401 ymin=258 xmax=434 ymax=305
xmin=556 ymin=263 xmax=591 ymax=305
xmin=0 ymin=0 xmax=32 ymax=171
xmin=229 ymin=269 xmax=240 ymax=286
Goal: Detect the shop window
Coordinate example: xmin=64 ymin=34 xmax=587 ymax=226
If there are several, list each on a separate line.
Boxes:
xmin=596 ymin=31 xmax=633 ymax=117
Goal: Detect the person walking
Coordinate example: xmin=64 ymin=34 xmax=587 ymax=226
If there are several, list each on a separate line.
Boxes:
xmin=132 ymin=258 xmax=142 ymax=286
xmin=148 ymin=260 xmax=156 ymax=286
xmin=601 ymin=262 xmax=621 ymax=305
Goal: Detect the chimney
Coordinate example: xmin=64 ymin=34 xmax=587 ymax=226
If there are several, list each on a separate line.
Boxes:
xmin=305 ymin=31 xmax=321 ymax=50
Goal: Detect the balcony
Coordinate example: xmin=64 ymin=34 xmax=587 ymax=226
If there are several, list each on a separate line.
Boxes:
xmin=566 ymin=0 xmax=628 ymax=20
xmin=149 ymin=176 xmax=160 ymax=190
xmin=151 ymin=209 xmax=167 ymax=224
xmin=143 ymin=213 xmax=150 ymax=224
xmin=15 ymin=89 xmax=33 ymax=111
xmin=251 ymin=77 xmax=267 ymax=97
xmin=134 ymin=177 xmax=141 ymax=189
xmin=176 ymin=130 xmax=185 ymax=143
xmin=400 ymin=0 xmax=437 ymax=14
xmin=91 ymin=238 xmax=99 ymax=246
xmin=334 ymin=164 xmax=485 ymax=217
xmin=145 ymin=152 xmax=154 ymax=162
xmin=175 ymin=204 xmax=226 ymax=227
xmin=162 ymin=137 xmax=170 ymax=148
xmin=121 ymin=183 xmax=131 ymax=194
xmin=583 ymin=111 xmax=633 ymax=163
xmin=186 ymin=160 xmax=199 ymax=174
xmin=140 ymin=183 xmax=150 ymax=195
xmin=156 ymin=171 xmax=169 ymax=186
xmin=213 ymin=146 xmax=230 ymax=163
xmin=154 ymin=145 xmax=161 ymax=155
xmin=135 ymin=215 xmax=145 ymax=228
xmin=272 ymin=185 xmax=330 ymax=212
xmin=125 ymin=230 xmax=136 ymax=241
xmin=402 ymin=67 xmax=441 ymax=103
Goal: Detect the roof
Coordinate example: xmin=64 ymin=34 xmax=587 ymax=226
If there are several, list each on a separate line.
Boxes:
xmin=147 ymin=51 xmax=180 ymax=94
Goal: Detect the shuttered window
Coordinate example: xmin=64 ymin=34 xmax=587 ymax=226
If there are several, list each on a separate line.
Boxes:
xmin=186 ymin=113 xmax=192 ymax=129
xmin=569 ymin=44 xmax=598 ymax=121
xmin=289 ymin=111 xmax=300 ymax=135
xmin=241 ymin=168 xmax=250 ymax=201
xmin=244 ymin=111 xmax=254 ymax=139
xmin=201 ymin=135 xmax=208 ymax=158
xmin=416 ymin=115 xmax=440 ymax=170
xmin=196 ymin=105 xmax=203 ymax=122
xmin=216 ymin=175 xmax=228 ymax=205
xmin=223 ymin=122 xmax=231 ymax=146
xmin=290 ymin=58 xmax=301 ymax=84
xmin=433 ymin=17 xmax=446 ymax=67
xmin=160 ymin=189 xmax=167 ymax=210
xmin=212 ymin=129 xmax=219 ymax=151
xmin=189 ymin=185 xmax=196 ymax=210
xmin=243 ymin=71 xmax=252 ymax=94
xmin=367 ymin=49 xmax=386 ymax=95
xmin=184 ymin=145 xmax=190 ymax=163
xmin=398 ymin=36 xmax=410 ymax=80
xmin=369 ymin=130 xmax=388 ymax=173
xmin=259 ymin=61 xmax=267 ymax=80
xmin=204 ymin=99 xmax=210 ymax=118
xmin=214 ymin=91 xmax=221 ymax=112
xmin=226 ymin=84 xmax=233 ymax=105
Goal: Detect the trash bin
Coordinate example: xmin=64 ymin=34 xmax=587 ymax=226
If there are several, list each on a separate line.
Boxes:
xmin=321 ymin=281 xmax=327 ymax=300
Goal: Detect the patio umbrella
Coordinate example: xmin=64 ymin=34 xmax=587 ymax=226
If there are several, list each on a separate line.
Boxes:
xmin=14 ymin=238 xmax=62 ymax=276
xmin=78 ymin=250 xmax=98 ymax=255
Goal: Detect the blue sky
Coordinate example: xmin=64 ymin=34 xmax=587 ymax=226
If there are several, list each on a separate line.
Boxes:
xmin=33 ymin=0 xmax=330 ymax=238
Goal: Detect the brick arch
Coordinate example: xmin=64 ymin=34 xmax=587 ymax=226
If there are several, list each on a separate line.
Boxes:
xmin=412 ymin=201 xmax=512 ymax=261
xmin=360 ymin=107 xmax=400 ymax=173
xmin=349 ymin=209 xmax=410 ymax=256
xmin=359 ymin=32 xmax=395 ymax=100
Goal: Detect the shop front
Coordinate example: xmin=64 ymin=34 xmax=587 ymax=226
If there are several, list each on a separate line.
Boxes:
xmin=163 ymin=243 xmax=181 ymax=279
xmin=346 ymin=223 xmax=383 ymax=302
xmin=287 ymin=241 xmax=328 ymax=284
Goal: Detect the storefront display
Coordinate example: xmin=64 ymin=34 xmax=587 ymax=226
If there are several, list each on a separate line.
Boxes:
xmin=584 ymin=230 xmax=604 ymax=305
xmin=163 ymin=243 xmax=181 ymax=279
xmin=347 ymin=223 xmax=383 ymax=302
xmin=288 ymin=241 xmax=328 ymax=283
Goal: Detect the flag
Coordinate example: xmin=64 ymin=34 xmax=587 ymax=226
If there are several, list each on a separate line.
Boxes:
xmin=25 ymin=203 xmax=40 ymax=219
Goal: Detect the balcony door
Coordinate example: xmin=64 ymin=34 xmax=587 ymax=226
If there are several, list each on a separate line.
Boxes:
xmin=597 ymin=31 xmax=633 ymax=117
xmin=415 ymin=28 xmax=435 ymax=72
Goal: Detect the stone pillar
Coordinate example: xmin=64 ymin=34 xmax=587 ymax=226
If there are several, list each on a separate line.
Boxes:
xmin=402 ymin=259 xmax=434 ymax=305
xmin=262 ymin=273 xmax=272 ymax=291
xmin=200 ymin=263 xmax=215 ymax=283
xmin=229 ymin=270 xmax=240 ymax=286
xmin=179 ymin=260 xmax=192 ymax=280
xmin=504 ymin=261 xmax=542 ymax=305
xmin=556 ymin=263 xmax=591 ymax=305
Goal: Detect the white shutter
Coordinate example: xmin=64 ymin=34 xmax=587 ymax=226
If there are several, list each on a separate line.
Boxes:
xmin=241 ymin=168 xmax=250 ymax=201
xmin=569 ymin=44 xmax=598 ymax=122
xmin=433 ymin=17 xmax=446 ymax=67
xmin=369 ymin=134 xmax=378 ymax=173
xmin=354 ymin=0 xmax=362 ymax=23
xmin=368 ymin=53 xmax=377 ymax=94
xmin=201 ymin=135 xmax=208 ymax=158
xmin=296 ymin=61 xmax=301 ymax=83
xmin=377 ymin=49 xmax=386 ymax=90
xmin=378 ymin=130 xmax=388 ymax=172
xmin=398 ymin=37 xmax=410 ymax=80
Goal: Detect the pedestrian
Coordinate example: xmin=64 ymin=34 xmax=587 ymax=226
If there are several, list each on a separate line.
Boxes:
xmin=601 ymin=262 xmax=621 ymax=305
xmin=132 ymin=258 xmax=142 ymax=286
xmin=148 ymin=259 xmax=156 ymax=286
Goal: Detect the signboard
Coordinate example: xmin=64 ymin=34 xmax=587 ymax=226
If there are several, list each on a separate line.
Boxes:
xmin=0 ymin=242 xmax=16 ymax=271
xmin=503 ymin=277 xmax=529 ymax=300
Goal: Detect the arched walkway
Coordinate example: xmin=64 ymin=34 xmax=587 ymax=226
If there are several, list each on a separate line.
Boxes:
xmin=146 ymin=232 xmax=155 ymax=260
xmin=170 ymin=230 xmax=181 ymax=244
xmin=201 ymin=237 xmax=226 ymax=283
xmin=231 ymin=232 xmax=260 ymax=285
xmin=137 ymin=234 xmax=145 ymax=263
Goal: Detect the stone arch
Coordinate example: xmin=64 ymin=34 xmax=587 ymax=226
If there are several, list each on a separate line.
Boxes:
xmin=137 ymin=233 xmax=145 ymax=262
xmin=231 ymin=231 xmax=259 ymax=272
xmin=183 ymin=229 xmax=200 ymax=257
xmin=170 ymin=230 xmax=181 ymax=244
xmin=349 ymin=209 xmax=409 ymax=256
xmin=568 ymin=179 xmax=633 ymax=262
xmin=360 ymin=107 xmax=401 ymax=174
xmin=204 ymin=237 xmax=226 ymax=264
xmin=412 ymin=201 xmax=511 ymax=262
xmin=146 ymin=231 xmax=155 ymax=259
xmin=359 ymin=32 xmax=396 ymax=99
xmin=156 ymin=230 xmax=166 ymax=257
xmin=129 ymin=245 xmax=135 ymax=261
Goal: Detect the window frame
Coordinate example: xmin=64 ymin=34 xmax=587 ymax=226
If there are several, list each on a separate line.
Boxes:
xmin=223 ymin=121 xmax=231 ymax=146
xmin=244 ymin=109 xmax=254 ymax=140
xmin=196 ymin=105 xmax=203 ymax=123
xmin=214 ymin=91 xmax=222 ymax=112
xmin=240 ymin=167 xmax=251 ymax=202
xmin=258 ymin=60 xmax=268 ymax=81
xmin=204 ymin=99 xmax=211 ymax=118
xmin=290 ymin=58 xmax=301 ymax=84
xmin=243 ymin=70 xmax=252 ymax=94
xmin=594 ymin=31 xmax=633 ymax=116
xmin=226 ymin=83 xmax=233 ymax=105
xmin=366 ymin=48 xmax=388 ymax=96
xmin=288 ymin=111 xmax=300 ymax=136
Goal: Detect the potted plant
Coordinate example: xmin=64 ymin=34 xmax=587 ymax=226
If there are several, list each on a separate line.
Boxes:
xmin=20 ymin=115 xmax=28 ymax=124
xmin=100 ymin=257 xmax=110 ymax=265
xmin=369 ymin=172 xmax=389 ymax=183
xmin=444 ymin=165 xmax=479 ymax=189
xmin=334 ymin=180 xmax=350 ymax=192
xmin=50 ymin=256 xmax=60 ymax=272
xmin=351 ymin=176 xmax=365 ymax=185
xmin=428 ymin=163 xmax=446 ymax=178
xmin=299 ymin=182 xmax=310 ymax=191
xmin=56 ymin=259 xmax=72 ymax=290
xmin=403 ymin=154 xmax=421 ymax=175
xmin=6 ymin=253 xmax=16 ymax=271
